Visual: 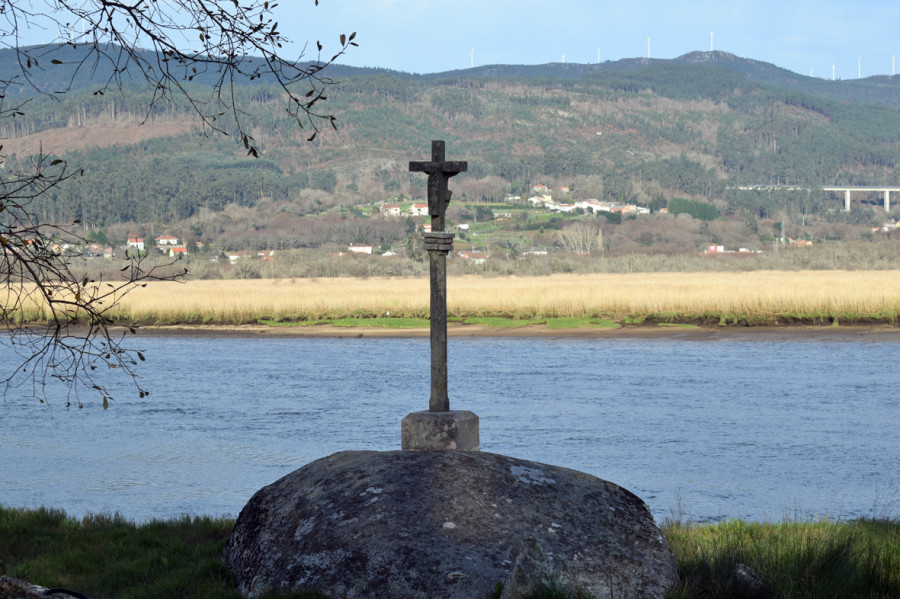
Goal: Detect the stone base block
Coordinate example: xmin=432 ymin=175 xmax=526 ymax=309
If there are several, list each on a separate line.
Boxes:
xmin=401 ymin=410 xmax=480 ymax=451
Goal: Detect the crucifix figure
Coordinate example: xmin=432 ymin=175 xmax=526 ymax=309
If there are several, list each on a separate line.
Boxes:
xmin=402 ymin=141 xmax=478 ymax=451
xmin=409 ymin=140 xmax=467 ymax=412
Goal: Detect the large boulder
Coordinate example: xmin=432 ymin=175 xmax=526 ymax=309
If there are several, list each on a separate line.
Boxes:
xmin=223 ymin=450 xmax=678 ymax=599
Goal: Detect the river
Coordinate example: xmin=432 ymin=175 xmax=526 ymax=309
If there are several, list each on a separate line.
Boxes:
xmin=1 ymin=332 xmax=898 ymax=524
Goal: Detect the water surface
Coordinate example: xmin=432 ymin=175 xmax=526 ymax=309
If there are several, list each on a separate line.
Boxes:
xmin=1 ymin=334 xmax=897 ymax=523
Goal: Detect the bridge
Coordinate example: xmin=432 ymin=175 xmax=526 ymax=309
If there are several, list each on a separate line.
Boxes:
xmin=735 ymin=185 xmax=900 ymax=212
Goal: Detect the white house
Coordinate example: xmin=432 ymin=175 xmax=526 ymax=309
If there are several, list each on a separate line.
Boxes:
xmin=409 ymin=203 xmax=429 ymax=216
xmin=380 ymin=203 xmax=401 ymax=217
xmin=348 ymin=243 xmax=373 ymax=254
xmin=126 ymin=236 xmax=145 ymax=251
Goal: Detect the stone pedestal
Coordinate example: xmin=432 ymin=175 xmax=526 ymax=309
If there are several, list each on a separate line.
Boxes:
xmin=401 ymin=410 xmax=480 ymax=451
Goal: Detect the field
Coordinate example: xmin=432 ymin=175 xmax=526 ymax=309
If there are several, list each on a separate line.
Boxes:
xmin=8 ymin=270 xmax=900 ymax=327
xmin=102 ymin=270 xmax=900 ymax=327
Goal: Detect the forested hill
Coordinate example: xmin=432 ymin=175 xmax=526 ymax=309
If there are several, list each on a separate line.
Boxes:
xmin=3 ymin=43 xmax=900 ymax=236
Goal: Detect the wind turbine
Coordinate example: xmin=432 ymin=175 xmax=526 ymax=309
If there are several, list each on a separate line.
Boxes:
xmin=470 ymin=48 xmax=474 ymax=69
xmin=858 ymin=54 xmax=862 ymax=79
xmin=597 ymin=45 xmax=601 ymax=64
xmin=710 ymin=31 xmax=714 ymax=52
xmin=647 ymin=36 xmax=651 ymax=59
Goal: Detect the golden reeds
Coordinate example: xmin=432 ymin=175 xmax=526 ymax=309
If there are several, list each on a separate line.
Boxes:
xmin=83 ymin=270 xmax=900 ymax=325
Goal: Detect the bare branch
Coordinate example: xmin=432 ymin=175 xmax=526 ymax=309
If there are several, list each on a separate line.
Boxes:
xmin=1 ymin=1 xmax=356 ymax=154
xmin=1 ymin=1 xmax=351 ymax=405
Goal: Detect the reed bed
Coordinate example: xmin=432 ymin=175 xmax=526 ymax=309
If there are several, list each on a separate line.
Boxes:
xmin=83 ymin=270 xmax=900 ymax=325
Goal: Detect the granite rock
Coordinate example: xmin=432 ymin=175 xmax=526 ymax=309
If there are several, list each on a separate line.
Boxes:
xmin=223 ymin=450 xmax=678 ymax=599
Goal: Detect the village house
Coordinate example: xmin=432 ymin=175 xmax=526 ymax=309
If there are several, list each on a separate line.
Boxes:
xmin=380 ymin=203 xmax=401 ymax=217
xmin=528 ymin=195 xmax=552 ymax=207
xmin=228 ymin=250 xmax=276 ymax=263
xmin=348 ymin=243 xmax=373 ymax=254
xmin=532 ymin=184 xmax=549 ymax=193
xmin=409 ymin=203 xmax=429 ymax=217
xmin=155 ymin=234 xmax=178 ymax=246
xmin=522 ymin=248 xmax=548 ymax=256
xmin=701 ymin=245 xmax=757 ymax=255
xmin=126 ymin=236 xmax=145 ymax=251
xmin=458 ymin=250 xmax=487 ymax=264
xmin=549 ymin=202 xmax=576 ymax=213
xmin=168 ymin=245 xmax=189 ymax=258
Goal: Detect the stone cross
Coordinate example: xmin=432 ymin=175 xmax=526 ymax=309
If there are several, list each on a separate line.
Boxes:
xmin=409 ymin=140 xmax=466 ymax=412
xmin=401 ymin=140 xmax=479 ymax=451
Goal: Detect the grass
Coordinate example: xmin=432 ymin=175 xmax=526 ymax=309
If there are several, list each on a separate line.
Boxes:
xmin=2 ymin=506 xmax=898 ymax=599
xmin=8 ymin=271 xmax=900 ymax=328
xmin=0 ymin=507 xmax=317 ymax=599
xmin=463 ymin=316 xmax=543 ymax=327
xmin=665 ymin=518 xmax=900 ymax=598
xmin=544 ymin=317 xmax=620 ymax=329
xmin=331 ymin=317 xmax=430 ymax=328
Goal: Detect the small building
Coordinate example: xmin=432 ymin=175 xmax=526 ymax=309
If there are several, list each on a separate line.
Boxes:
xmin=410 ymin=203 xmax=429 ymax=217
xmin=126 ymin=236 xmax=145 ymax=251
xmin=156 ymin=234 xmax=179 ymax=246
xmin=458 ymin=251 xmax=487 ymax=264
xmin=348 ymin=243 xmax=373 ymax=254
xmin=169 ymin=245 xmax=189 ymax=258
xmin=380 ymin=203 xmax=401 ymax=217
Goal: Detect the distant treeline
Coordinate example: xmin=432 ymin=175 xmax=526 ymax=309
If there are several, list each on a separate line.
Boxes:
xmin=5 ymin=59 xmax=900 ymax=228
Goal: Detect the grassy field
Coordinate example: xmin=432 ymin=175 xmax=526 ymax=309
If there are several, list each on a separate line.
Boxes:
xmin=1 ymin=506 xmax=897 ymax=598
xmin=8 ymin=270 xmax=900 ymax=327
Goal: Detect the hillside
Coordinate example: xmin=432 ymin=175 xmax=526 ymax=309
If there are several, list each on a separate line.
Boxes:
xmin=2 ymin=44 xmax=900 ymax=266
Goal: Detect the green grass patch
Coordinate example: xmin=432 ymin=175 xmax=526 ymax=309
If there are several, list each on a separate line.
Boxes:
xmin=663 ymin=518 xmax=900 ymax=598
xmin=258 ymin=319 xmax=330 ymax=327
xmin=462 ymin=317 xmax=542 ymax=328
xmin=657 ymin=323 xmax=700 ymax=329
xmin=544 ymin=317 xmax=620 ymax=329
xmin=331 ymin=317 xmax=430 ymax=328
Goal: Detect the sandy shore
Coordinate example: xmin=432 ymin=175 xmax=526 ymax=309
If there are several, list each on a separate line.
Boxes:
xmin=133 ymin=323 xmax=900 ymax=342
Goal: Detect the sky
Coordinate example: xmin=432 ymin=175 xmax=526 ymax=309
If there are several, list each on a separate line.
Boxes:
xmin=281 ymin=0 xmax=900 ymax=79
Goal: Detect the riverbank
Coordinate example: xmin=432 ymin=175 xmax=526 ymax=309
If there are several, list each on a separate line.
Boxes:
xmin=1 ymin=506 xmax=897 ymax=598
xmin=133 ymin=321 xmax=900 ymax=342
